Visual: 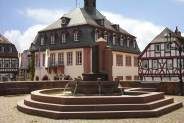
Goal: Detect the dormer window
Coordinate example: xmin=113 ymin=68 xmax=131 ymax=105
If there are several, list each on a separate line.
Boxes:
xmin=96 ymin=19 xmax=104 ymax=26
xmin=120 ymin=35 xmax=124 ymax=46
xmin=95 ymin=29 xmax=99 ymax=41
xmin=112 ymin=24 xmax=120 ymax=31
xmin=61 ymin=33 xmax=66 ymax=43
xmin=127 ymin=37 xmax=130 ymax=48
xmin=74 ymin=32 xmax=79 ymax=41
xmin=61 ymin=17 xmax=70 ymax=26
xmin=51 ymin=35 xmax=55 ymax=44
xmin=0 ymin=46 xmax=5 ymax=52
xmin=113 ymin=34 xmax=116 ymax=45
xmin=9 ymin=47 xmax=13 ymax=52
xmin=133 ymin=40 xmax=136 ymax=48
xmin=41 ymin=37 xmax=44 ymax=45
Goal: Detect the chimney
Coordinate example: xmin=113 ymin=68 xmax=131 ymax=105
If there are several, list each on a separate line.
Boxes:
xmin=84 ymin=0 xmax=96 ymax=15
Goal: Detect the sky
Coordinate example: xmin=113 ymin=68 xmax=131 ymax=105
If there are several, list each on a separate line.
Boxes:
xmin=0 ymin=0 xmax=184 ymax=52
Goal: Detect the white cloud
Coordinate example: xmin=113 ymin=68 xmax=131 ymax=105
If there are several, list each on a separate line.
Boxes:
xmin=4 ymin=24 xmax=46 ymax=52
xmin=23 ymin=8 xmax=65 ymax=24
xmin=3 ymin=8 xmax=65 ymax=53
xmin=176 ymin=0 xmax=184 ymax=2
xmin=4 ymin=8 xmax=163 ymax=52
xmin=102 ymin=11 xmax=163 ymax=51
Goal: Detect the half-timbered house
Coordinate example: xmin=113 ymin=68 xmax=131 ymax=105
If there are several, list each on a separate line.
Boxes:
xmin=138 ymin=27 xmax=184 ymax=82
xmin=0 ymin=34 xmax=19 ymax=81
xmin=30 ymin=0 xmax=140 ymax=81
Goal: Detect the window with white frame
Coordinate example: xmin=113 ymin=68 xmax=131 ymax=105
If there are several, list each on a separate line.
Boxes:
xmin=76 ymin=51 xmax=82 ymax=65
xmin=42 ymin=54 xmax=45 ymax=66
xmin=11 ymin=59 xmax=16 ymax=68
xmin=51 ymin=35 xmax=55 ymax=44
xmin=58 ymin=53 xmax=64 ymax=65
xmin=104 ymin=34 xmax=108 ymax=42
xmin=120 ymin=36 xmax=124 ymax=46
xmin=133 ymin=41 xmax=136 ymax=48
xmin=152 ymin=60 xmax=158 ymax=69
xmin=35 ymin=54 xmax=40 ymax=67
xmin=126 ymin=56 xmax=132 ymax=66
xmin=134 ymin=56 xmax=138 ymax=67
xmin=167 ymin=59 xmax=173 ymax=69
xmin=0 ymin=58 xmax=3 ymax=68
xmin=9 ymin=47 xmax=13 ymax=52
xmin=165 ymin=43 xmax=171 ymax=52
xmin=127 ymin=39 xmax=130 ymax=48
xmin=61 ymin=33 xmax=66 ymax=43
xmin=67 ymin=52 xmax=73 ymax=65
xmin=95 ymin=30 xmax=99 ymax=41
xmin=41 ymin=37 xmax=44 ymax=45
xmin=178 ymin=59 xmax=184 ymax=68
xmin=4 ymin=59 xmax=10 ymax=68
xmin=142 ymin=60 xmax=148 ymax=69
xmin=50 ymin=53 xmax=55 ymax=66
xmin=74 ymin=32 xmax=79 ymax=41
xmin=116 ymin=54 xmax=123 ymax=66
xmin=155 ymin=44 xmax=161 ymax=52
xmin=0 ymin=47 xmax=5 ymax=53
xmin=113 ymin=34 xmax=116 ymax=45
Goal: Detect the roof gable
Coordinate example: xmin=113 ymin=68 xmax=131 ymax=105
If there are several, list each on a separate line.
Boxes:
xmin=151 ymin=28 xmax=179 ymax=43
xmin=0 ymin=34 xmax=11 ymax=44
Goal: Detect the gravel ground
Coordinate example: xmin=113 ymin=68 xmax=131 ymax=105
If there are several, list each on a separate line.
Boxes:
xmin=0 ymin=95 xmax=184 ymax=123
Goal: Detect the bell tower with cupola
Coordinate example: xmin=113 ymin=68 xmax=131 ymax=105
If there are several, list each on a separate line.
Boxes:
xmin=84 ymin=0 xmax=96 ymax=14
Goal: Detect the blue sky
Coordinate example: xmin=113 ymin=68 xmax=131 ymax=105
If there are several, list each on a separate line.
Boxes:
xmin=0 ymin=0 xmax=184 ymax=52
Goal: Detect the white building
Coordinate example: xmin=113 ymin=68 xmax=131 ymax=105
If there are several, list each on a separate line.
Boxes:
xmin=30 ymin=0 xmax=140 ymax=81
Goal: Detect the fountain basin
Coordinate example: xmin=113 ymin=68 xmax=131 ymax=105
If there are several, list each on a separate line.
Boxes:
xmin=17 ymin=88 xmax=183 ymax=119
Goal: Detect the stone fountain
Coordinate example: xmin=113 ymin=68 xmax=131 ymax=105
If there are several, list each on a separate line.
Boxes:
xmin=17 ymin=76 xmax=183 ymax=119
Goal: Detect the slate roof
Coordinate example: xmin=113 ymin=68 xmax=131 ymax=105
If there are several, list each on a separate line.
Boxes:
xmin=41 ymin=8 xmax=132 ymax=36
xmin=151 ymin=27 xmax=184 ymax=43
xmin=0 ymin=34 xmax=11 ymax=44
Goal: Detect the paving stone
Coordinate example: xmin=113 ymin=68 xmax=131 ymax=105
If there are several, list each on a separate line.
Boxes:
xmin=0 ymin=95 xmax=184 ymax=123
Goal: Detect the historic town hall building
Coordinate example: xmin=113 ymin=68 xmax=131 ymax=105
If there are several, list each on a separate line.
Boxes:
xmin=30 ymin=0 xmax=140 ymax=81
xmin=0 ymin=34 xmax=19 ymax=81
xmin=138 ymin=27 xmax=184 ymax=82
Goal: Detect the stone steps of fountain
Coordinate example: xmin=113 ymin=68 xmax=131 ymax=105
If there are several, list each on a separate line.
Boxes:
xmin=30 ymin=92 xmax=165 ymax=105
xmin=17 ymin=100 xmax=182 ymax=119
xmin=24 ymin=96 xmax=174 ymax=112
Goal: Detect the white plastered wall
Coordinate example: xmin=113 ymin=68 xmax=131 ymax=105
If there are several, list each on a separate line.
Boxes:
xmin=112 ymin=51 xmax=138 ymax=81
xmin=34 ymin=48 xmax=84 ymax=80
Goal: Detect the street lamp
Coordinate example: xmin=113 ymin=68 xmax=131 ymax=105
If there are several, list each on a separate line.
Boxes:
xmin=178 ymin=45 xmax=183 ymax=96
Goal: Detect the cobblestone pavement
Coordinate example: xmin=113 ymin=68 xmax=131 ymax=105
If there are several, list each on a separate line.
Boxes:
xmin=0 ymin=95 xmax=184 ymax=123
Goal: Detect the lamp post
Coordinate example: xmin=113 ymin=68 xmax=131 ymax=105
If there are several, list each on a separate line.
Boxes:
xmin=178 ymin=46 xmax=183 ymax=96
xmin=165 ymin=33 xmax=183 ymax=95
